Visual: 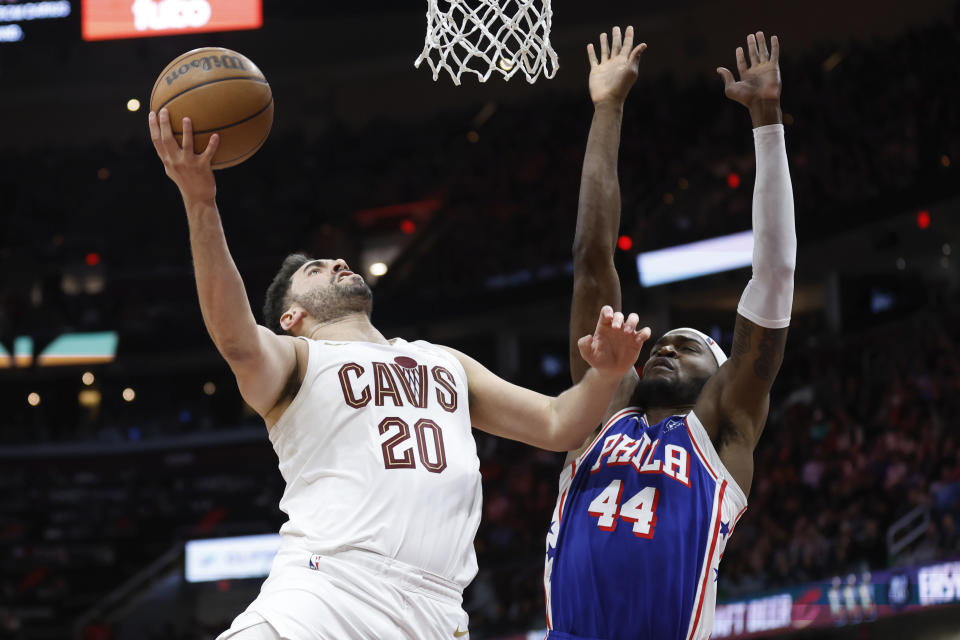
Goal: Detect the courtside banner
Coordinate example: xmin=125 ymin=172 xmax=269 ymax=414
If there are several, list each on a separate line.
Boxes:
xmin=711 ymin=558 xmax=960 ymax=638
xmin=185 ymin=534 xmax=280 ymax=583
xmin=82 ymin=0 xmax=262 ymax=41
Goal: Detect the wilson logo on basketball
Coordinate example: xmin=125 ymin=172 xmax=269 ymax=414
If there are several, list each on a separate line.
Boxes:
xmin=163 ymin=55 xmax=248 ymax=86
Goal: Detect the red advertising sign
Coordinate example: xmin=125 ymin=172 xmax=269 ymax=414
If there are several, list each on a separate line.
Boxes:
xmin=82 ymin=0 xmax=261 ymax=41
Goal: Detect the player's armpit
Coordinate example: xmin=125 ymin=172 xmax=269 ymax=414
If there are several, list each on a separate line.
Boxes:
xmin=229 ymin=326 xmax=303 ymax=422
xmin=696 ymin=314 xmax=787 ymax=448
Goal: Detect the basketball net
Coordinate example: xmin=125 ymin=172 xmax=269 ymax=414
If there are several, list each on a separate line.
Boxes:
xmin=414 ymin=0 xmax=559 ymax=85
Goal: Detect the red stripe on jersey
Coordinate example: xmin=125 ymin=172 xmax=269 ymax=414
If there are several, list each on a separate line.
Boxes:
xmin=730 ymin=505 xmax=748 ymax=536
xmin=687 ymin=480 xmax=727 ymax=640
xmin=734 ymin=505 xmax=748 ymax=524
xmin=684 ymin=417 xmax=719 ymax=481
xmin=544 ymin=584 xmax=552 ymax=630
xmin=574 ymin=408 xmax=642 ymax=471
xmin=605 ymin=406 xmax=642 ymax=429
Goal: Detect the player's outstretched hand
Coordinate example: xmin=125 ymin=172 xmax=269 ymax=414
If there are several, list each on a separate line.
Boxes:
xmin=148 ymin=108 xmax=220 ymax=206
xmin=717 ymin=31 xmax=781 ymax=109
xmin=587 ymin=25 xmax=647 ymax=107
xmin=578 ymin=305 xmax=651 ymax=378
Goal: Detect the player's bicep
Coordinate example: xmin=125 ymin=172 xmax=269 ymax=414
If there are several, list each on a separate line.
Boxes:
xmin=439 ymin=346 xmax=560 ymax=450
xmin=229 ymin=326 xmax=300 ymax=418
xmin=570 ymin=260 xmax=622 ymax=384
xmin=700 ymin=314 xmax=787 ymax=446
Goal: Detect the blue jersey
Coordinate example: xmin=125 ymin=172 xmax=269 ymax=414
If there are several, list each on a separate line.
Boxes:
xmin=544 ymin=408 xmax=748 ymax=640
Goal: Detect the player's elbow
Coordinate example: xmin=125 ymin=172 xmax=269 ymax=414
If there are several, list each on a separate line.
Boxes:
xmin=216 ymin=334 xmax=261 ymax=367
xmin=755 ymin=261 xmax=795 ymax=285
xmin=540 ymin=433 xmax=583 ymax=453
xmin=544 ymin=421 xmax=593 ymax=453
xmin=572 ymin=243 xmax=615 ymax=273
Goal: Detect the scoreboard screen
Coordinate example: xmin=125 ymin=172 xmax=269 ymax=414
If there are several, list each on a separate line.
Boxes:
xmin=0 ymin=0 xmax=72 ymax=42
xmin=82 ymin=0 xmax=261 ymax=41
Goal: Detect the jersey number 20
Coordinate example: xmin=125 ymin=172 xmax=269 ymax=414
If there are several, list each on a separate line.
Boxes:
xmin=378 ymin=417 xmax=447 ymax=473
xmin=587 ymin=479 xmax=659 ymax=538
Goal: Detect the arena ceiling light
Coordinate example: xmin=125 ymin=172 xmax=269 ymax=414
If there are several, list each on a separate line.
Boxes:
xmin=636 ymin=231 xmax=753 ymax=287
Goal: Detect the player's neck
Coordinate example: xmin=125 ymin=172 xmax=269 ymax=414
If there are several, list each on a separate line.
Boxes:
xmin=301 ymin=313 xmax=389 ymax=344
xmin=644 ymin=404 xmax=695 ymax=425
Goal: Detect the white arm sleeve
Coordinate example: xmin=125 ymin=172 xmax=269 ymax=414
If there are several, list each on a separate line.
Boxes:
xmin=737 ymin=123 xmax=796 ymax=329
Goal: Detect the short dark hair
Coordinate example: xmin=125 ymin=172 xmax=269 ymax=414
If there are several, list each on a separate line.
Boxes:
xmin=263 ymin=253 xmax=311 ymax=335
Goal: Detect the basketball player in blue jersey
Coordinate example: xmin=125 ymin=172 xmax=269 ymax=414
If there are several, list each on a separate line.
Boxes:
xmin=544 ymin=27 xmax=796 ymax=640
xmin=147 ymin=107 xmax=652 ymax=639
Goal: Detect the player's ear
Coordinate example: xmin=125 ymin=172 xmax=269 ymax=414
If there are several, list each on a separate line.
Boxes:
xmin=280 ymin=306 xmax=306 ymax=333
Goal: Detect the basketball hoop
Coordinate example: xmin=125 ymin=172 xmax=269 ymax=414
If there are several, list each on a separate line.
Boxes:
xmin=415 ymin=0 xmax=559 ymax=85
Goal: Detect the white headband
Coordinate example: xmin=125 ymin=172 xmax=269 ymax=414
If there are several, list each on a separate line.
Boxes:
xmin=663 ymin=328 xmax=727 ymax=366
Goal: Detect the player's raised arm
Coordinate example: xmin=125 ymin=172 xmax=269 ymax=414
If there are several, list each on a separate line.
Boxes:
xmin=148 ymin=108 xmax=297 ymax=419
xmin=570 ymin=26 xmax=646 ymax=386
xmin=697 ymin=32 xmax=795 ymax=490
xmin=444 ymin=307 xmax=651 ymax=451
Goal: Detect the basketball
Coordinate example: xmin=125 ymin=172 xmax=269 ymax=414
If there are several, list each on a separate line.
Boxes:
xmin=149 ymin=47 xmax=273 ymax=170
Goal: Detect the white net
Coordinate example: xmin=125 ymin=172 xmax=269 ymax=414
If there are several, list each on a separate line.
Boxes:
xmin=414 ymin=0 xmax=558 ymax=85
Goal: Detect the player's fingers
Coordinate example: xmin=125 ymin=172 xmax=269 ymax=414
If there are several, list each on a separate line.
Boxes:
xmin=577 ymin=334 xmax=594 ymax=355
xmin=587 ymin=43 xmax=599 ymax=68
xmin=147 ymin=111 xmax=164 ymax=156
xmin=635 ymin=327 xmax=652 ymax=344
xmin=157 ymin=108 xmax=180 ymax=155
xmin=599 ymin=305 xmax=614 ymax=326
xmin=200 ymin=133 xmax=220 ymax=164
xmin=629 ymin=43 xmax=647 ymax=65
xmin=624 ymin=313 xmax=640 ymax=333
xmin=717 ymin=67 xmax=735 ymax=89
xmin=622 ymin=25 xmax=634 ymax=54
xmin=770 ymin=35 xmax=780 ymax=64
xmin=747 ymin=33 xmax=760 ymax=66
xmin=612 ymin=26 xmax=622 ymax=56
xmin=600 ymin=32 xmax=609 ymax=61
xmin=182 ymin=117 xmax=194 ymax=156
xmin=611 ymin=311 xmax=624 ymax=330
xmin=757 ymin=31 xmax=769 ymax=61
xmin=735 ymin=47 xmax=748 ymax=76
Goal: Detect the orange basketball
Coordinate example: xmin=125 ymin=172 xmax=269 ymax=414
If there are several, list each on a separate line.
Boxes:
xmin=150 ymin=47 xmax=273 ymax=170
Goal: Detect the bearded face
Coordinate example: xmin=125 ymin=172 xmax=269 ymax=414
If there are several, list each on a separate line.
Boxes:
xmin=630 ymin=331 xmax=720 ymax=411
xmin=288 ymin=259 xmax=373 ymax=325
xmin=631 ymin=373 xmax=711 ymax=409
xmin=294 ymin=275 xmax=372 ymax=323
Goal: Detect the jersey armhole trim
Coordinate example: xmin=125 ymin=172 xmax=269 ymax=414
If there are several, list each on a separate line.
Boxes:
xmin=267 ymin=336 xmax=317 ymax=440
xmin=685 ymin=411 xmax=748 ymax=508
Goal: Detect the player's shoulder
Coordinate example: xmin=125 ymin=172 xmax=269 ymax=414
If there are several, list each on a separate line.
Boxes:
xmin=423 ymin=342 xmax=470 ymax=369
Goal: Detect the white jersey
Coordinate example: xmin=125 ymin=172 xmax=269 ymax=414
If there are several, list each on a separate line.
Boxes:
xmin=269 ymin=337 xmax=482 ymax=589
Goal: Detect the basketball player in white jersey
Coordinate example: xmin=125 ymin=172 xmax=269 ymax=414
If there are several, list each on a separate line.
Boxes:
xmin=148 ymin=108 xmax=651 ymax=640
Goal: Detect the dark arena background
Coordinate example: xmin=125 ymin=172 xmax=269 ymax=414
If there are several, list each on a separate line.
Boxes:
xmin=2 ymin=0 xmax=960 ymax=638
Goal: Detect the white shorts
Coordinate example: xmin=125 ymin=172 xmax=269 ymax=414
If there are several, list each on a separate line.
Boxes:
xmin=217 ymin=545 xmax=471 ymax=640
